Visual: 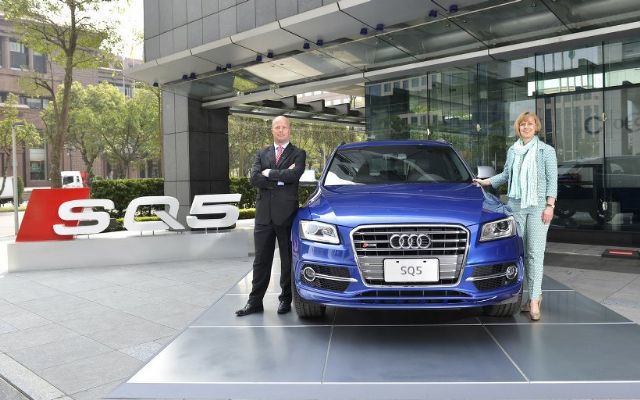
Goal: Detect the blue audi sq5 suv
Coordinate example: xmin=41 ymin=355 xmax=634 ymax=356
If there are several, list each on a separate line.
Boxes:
xmin=292 ymin=140 xmax=524 ymax=318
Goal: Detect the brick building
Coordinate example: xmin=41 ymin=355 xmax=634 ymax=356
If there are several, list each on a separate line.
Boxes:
xmin=0 ymin=15 xmax=151 ymax=188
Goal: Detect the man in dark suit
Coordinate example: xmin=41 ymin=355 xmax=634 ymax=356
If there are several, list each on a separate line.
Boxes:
xmin=236 ymin=116 xmax=306 ymax=316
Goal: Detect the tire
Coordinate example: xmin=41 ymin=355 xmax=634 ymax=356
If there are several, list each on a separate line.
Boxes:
xmin=293 ymin=274 xmax=326 ymax=318
xmin=554 ymin=205 xmax=575 ymax=218
xmin=589 ymin=208 xmax=613 ymax=223
xmin=483 ymin=288 xmax=522 ymax=317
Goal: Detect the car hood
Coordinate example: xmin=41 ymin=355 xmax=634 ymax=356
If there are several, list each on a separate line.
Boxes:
xmin=303 ymin=183 xmax=506 ymax=228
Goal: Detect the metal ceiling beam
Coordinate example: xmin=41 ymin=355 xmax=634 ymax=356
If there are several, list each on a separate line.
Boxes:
xmin=201 ymin=19 xmax=640 ymax=111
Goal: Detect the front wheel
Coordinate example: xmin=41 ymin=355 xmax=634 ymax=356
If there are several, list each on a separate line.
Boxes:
xmin=589 ymin=209 xmax=613 ymax=223
xmin=483 ymin=288 xmax=522 ymax=317
xmin=554 ymin=205 xmax=576 ymax=218
xmin=293 ymin=274 xmax=326 ymax=318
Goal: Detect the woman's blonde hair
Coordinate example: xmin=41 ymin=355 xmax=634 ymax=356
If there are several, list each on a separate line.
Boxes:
xmin=514 ymin=111 xmax=542 ymax=138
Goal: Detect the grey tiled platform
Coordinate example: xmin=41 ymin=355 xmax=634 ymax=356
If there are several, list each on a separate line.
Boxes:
xmin=109 ymin=272 xmax=640 ymax=399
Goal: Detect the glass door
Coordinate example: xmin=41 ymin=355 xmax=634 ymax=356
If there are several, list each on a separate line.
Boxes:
xmin=603 ymin=86 xmax=640 ymax=229
xmin=539 ymin=90 xmax=607 ymax=228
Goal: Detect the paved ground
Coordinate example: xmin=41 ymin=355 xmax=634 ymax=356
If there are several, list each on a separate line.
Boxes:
xmin=0 ymin=216 xmax=638 ymax=399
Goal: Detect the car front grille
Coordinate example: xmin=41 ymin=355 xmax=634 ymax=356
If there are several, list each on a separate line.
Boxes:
xmin=351 ymin=225 xmax=469 ymax=286
xmin=354 ymin=289 xmax=471 ymax=305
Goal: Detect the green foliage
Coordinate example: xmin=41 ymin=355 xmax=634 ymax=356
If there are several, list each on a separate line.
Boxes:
xmin=233 ymin=76 xmax=258 ymax=93
xmin=228 ymin=117 xmax=272 ymax=178
xmin=229 ymin=177 xmax=256 ymax=209
xmin=2 ymin=0 xmax=120 ymax=187
xmin=228 ymin=115 xmax=366 ymax=178
xmin=42 ymin=82 xmax=161 ymax=179
xmin=1 ymin=0 xmax=119 ymax=70
xmin=0 ymin=93 xmax=41 ymax=195
xmin=90 ymin=178 xmax=163 ymax=217
xmin=108 ymin=215 xmax=161 ymax=232
xmin=101 ymin=84 xmax=161 ymax=178
xmin=229 ymin=177 xmax=317 ymax=209
xmin=239 ymin=208 xmax=256 ymax=219
xmin=42 ymin=82 xmax=115 ymax=176
xmin=299 ymin=185 xmax=317 ymax=205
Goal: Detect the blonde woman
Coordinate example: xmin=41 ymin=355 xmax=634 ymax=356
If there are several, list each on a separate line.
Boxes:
xmin=474 ymin=111 xmax=558 ymax=321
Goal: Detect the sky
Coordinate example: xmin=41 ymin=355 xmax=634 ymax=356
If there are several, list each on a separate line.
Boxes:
xmin=90 ymin=0 xmax=145 ymax=60
xmin=116 ymin=0 xmax=145 ymax=60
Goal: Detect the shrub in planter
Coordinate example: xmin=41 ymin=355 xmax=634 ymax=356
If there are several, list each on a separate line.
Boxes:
xmin=91 ymin=178 xmax=163 ymax=218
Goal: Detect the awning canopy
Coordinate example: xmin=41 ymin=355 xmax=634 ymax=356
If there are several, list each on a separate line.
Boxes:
xmin=127 ymin=0 xmax=640 ymax=112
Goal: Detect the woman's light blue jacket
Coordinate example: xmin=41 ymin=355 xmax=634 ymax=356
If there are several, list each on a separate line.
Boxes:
xmin=489 ymin=139 xmax=558 ymax=204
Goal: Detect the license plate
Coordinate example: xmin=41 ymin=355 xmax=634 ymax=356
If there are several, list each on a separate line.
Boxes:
xmin=383 ymin=259 xmax=439 ymax=283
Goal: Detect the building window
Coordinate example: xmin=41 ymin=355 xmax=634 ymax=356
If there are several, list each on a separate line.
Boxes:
xmin=26 ymin=97 xmax=42 ymax=109
xmin=33 ymin=51 xmax=47 ymax=73
xmin=10 ymin=39 xmax=28 ymax=69
xmin=121 ymin=84 xmax=133 ymax=97
xmin=30 ymin=130 xmax=46 ymax=180
xmin=30 ymin=149 xmax=46 ymax=180
xmin=30 ymin=160 xmax=46 ymax=180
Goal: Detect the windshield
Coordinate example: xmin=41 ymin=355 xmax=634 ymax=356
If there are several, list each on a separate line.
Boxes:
xmin=62 ymin=176 xmax=75 ymax=185
xmin=324 ymin=145 xmax=472 ymax=186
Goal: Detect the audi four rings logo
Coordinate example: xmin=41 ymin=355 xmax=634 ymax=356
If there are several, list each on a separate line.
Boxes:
xmin=389 ymin=233 xmax=432 ymax=249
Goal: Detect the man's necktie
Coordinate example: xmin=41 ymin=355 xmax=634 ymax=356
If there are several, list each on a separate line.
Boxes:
xmin=275 ymin=145 xmax=283 ymax=164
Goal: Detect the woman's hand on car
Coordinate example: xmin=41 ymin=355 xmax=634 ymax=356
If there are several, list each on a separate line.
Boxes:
xmin=473 ymin=178 xmax=491 ymax=187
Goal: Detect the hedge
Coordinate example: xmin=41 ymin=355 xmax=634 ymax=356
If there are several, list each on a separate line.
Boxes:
xmin=91 ymin=178 xmax=164 ymax=217
xmin=90 ymin=177 xmax=316 ymax=218
xmin=229 ymin=177 xmax=317 ymax=209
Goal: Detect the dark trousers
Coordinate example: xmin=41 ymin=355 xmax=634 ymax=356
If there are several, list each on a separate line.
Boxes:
xmin=248 ymin=222 xmax=293 ymax=305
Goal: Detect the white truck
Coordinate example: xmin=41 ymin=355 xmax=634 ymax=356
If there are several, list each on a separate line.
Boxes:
xmin=0 ymin=176 xmax=15 ymax=206
xmin=61 ymin=171 xmax=84 ymax=188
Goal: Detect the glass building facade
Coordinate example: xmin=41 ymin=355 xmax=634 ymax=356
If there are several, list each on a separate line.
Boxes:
xmin=366 ymin=38 xmax=640 ymax=242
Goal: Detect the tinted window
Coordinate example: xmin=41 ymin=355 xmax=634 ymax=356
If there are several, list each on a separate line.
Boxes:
xmin=324 ymin=145 xmax=472 ymax=185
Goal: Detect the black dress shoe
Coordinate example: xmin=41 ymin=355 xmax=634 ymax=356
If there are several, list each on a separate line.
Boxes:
xmin=277 ymin=301 xmax=291 ymax=314
xmin=236 ymin=303 xmax=263 ymax=317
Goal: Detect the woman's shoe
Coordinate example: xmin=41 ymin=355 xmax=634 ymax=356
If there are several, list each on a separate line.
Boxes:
xmin=529 ymin=295 xmax=542 ymax=321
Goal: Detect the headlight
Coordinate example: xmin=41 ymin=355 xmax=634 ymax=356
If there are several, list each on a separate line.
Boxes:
xmin=480 ymin=216 xmax=515 ymax=242
xmin=299 ymin=220 xmax=340 ymax=244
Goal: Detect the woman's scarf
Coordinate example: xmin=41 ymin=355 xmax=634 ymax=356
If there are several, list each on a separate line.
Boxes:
xmin=509 ymin=136 xmax=539 ymax=208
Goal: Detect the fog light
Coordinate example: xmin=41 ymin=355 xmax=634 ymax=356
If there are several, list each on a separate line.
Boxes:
xmin=505 ymin=265 xmax=517 ymax=279
xmin=303 ymin=266 xmax=316 ymax=282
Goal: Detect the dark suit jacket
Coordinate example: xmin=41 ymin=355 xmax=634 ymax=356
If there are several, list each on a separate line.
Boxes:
xmin=250 ymin=143 xmax=306 ymax=226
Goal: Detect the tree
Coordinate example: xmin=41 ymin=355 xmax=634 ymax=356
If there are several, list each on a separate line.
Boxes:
xmin=0 ymin=93 xmax=40 ymax=195
xmin=1 ymin=0 xmax=118 ymax=187
xmin=102 ymin=85 xmax=161 ymax=178
xmin=42 ymin=81 xmax=117 ymax=178
xmin=228 ymin=117 xmax=272 ymax=177
xmin=227 ymin=115 xmax=366 ymax=176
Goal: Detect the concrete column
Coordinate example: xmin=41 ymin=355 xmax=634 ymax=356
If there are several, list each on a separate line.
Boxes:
xmin=187 ymin=99 xmax=230 ymax=199
xmin=27 ymin=47 xmax=33 ymax=70
xmin=1 ymin=37 xmax=10 ymax=70
xmin=162 ymin=90 xmax=230 ymax=224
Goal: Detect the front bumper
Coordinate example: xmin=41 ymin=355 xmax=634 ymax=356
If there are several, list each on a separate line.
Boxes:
xmin=292 ymin=223 xmax=524 ymax=310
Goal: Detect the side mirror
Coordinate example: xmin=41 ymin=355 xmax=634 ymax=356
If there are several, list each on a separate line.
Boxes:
xmin=299 ymin=169 xmax=317 ymax=187
xmin=477 ymin=166 xmax=496 ymax=179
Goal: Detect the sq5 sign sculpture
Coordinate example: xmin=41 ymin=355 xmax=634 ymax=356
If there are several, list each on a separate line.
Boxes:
xmin=16 ymin=188 xmax=241 ymax=242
